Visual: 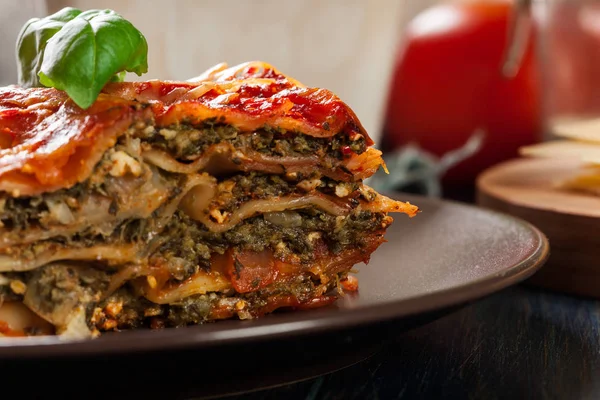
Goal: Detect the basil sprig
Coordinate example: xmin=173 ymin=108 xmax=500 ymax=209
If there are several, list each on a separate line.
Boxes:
xmin=16 ymin=7 xmax=148 ymax=109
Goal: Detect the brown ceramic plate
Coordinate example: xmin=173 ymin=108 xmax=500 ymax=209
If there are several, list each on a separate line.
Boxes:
xmin=0 ymin=193 xmax=548 ymax=359
xmin=0 ymin=194 xmax=549 ymax=399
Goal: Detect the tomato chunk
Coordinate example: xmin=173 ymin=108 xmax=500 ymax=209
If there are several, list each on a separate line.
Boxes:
xmin=226 ymin=249 xmax=278 ymax=293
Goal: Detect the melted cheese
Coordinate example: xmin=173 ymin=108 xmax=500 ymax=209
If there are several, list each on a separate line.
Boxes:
xmin=187 ymin=61 xmax=305 ymax=88
xmin=0 ymin=60 xmax=373 ymax=195
xmin=0 ymin=88 xmax=135 ymax=196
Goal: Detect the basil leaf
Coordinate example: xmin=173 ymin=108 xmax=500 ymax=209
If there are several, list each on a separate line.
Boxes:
xmin=16 ymin=7 xmax=82 ymax=88
xmin=38 ymin=9 xmax=148 ymax=109
xmin=16 ymin=7 xmax=148 ymax=109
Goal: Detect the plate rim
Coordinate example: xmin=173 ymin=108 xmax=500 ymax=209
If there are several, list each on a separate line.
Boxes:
xmin=0 ymin=193 xmax=550 ymax=358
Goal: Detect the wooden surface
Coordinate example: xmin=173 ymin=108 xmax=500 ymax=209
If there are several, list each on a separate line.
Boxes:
xmin=222 ymin=285 xmax=600 ymax=400
xmin=476 ymin=157 xmax=600 ymax=298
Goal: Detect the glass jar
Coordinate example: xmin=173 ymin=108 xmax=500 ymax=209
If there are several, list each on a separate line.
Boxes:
xmin=532 ymin=0 xmax=600 ymax=139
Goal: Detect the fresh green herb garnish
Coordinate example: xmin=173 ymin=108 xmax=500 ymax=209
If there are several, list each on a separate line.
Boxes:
xmin=16 ymin=7 xmax=148 ymax=109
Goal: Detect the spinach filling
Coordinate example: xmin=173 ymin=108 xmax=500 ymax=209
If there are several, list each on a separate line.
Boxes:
xmin=2 ymin=205 xmax=387 ymax=287
xmin=0 ymin=164 xmax=380 ymax=282
xmin=0 ymin=182 xmax=87 ymax=232
xmin=136 ymin=120 xmax=367 ymax=161
xmin=207 ymin=171 xmax=361 ymax=214
xmin=0 ymin=145 xmax=182 ymax=234
xmin=0 ymin=110 xmax=368 ymax=235
xmin=153 ymin=208 xmax=388 ymax=280
xmin=92 ymin=269 xmax=342 ymax=331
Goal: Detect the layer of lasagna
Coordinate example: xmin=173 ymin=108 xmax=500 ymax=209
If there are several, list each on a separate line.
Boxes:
xmin=0 ymin=61 xmax=418 ymax=338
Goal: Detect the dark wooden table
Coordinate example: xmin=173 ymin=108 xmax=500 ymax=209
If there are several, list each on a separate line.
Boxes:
xmin=223 ymin=284 xmax=600 ymax=400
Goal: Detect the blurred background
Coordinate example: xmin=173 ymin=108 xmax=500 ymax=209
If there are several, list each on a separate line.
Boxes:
xmin=1 ymin=0 xmax=598 ymax=202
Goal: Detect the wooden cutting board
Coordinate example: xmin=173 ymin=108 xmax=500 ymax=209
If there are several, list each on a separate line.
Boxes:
xmin=476 ymin=157 xmax=600 ymax=298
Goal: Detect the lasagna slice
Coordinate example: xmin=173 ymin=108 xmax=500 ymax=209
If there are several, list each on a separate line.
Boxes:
xmin=0 ymin=61 xmax=418 ymax=338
